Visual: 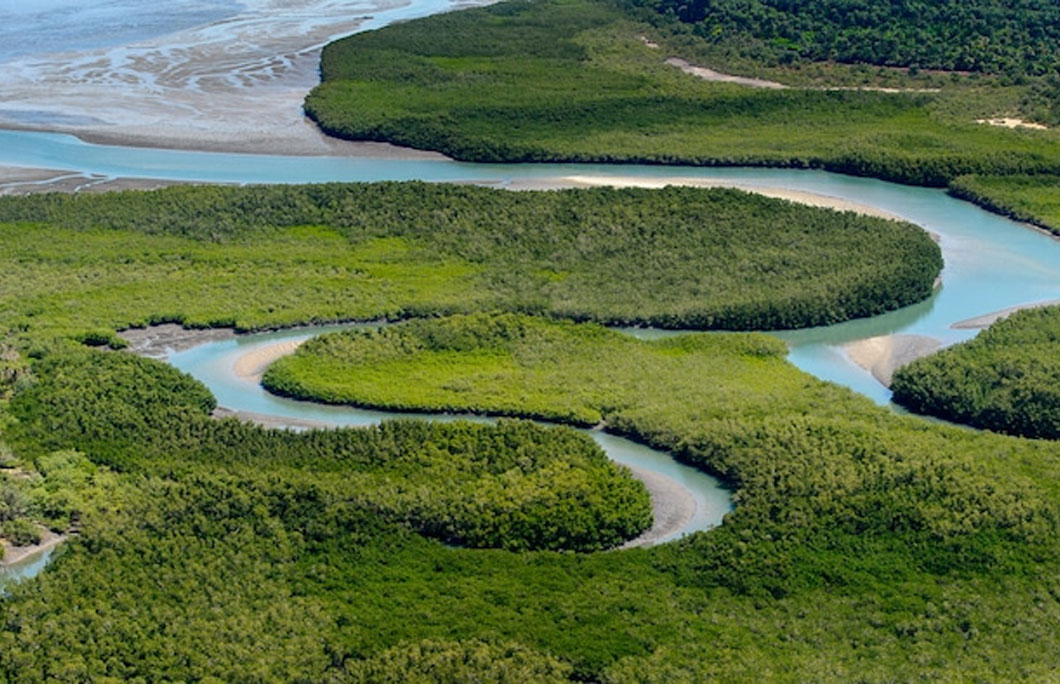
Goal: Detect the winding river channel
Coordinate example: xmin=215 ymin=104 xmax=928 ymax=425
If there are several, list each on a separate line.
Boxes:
xmin=6 ymin=0 xmax=1060 ymax=581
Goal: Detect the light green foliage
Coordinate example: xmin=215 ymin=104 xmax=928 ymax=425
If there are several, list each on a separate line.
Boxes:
xmin=264 ymin=313 xmax=787 ymax=426
xmin=0 ymin=519 xmax=40 ymax=547
xmin=8 ymin=349 xmax=651 ymax=552
xmin=306 ymin=0 xmax=1060 ymax=186
xmin=0 ymin=183 xmax=940 ymax=339
xmin=893 ymin=306 xmax=1060 ymax=439
xmin=949 ymin=173 xmax=1060 ymax=235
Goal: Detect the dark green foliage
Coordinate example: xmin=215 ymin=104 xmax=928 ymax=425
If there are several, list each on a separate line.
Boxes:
xmin=893 ymin=306 xmax=1060 ymax=439
xmin=640 ymin=0 xmax=1060 ymax=75
xmin=339 ymin=639 xmax=573 ymax=682
xmin=949 ymin=173 xmax=1060 ymax=235
xmin=305 ymin=0 xmax=1060 ymax=186
xmin=0 ymin=183 xmax=941 ymax=333
xmin=7 ymin=348 xmax=651 ymax=551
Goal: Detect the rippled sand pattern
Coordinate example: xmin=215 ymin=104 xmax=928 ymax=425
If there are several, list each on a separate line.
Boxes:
xmin=0 ymin=0 xmax=489 ymax=154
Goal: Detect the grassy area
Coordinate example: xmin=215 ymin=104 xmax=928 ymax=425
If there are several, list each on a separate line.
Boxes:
xmin=5 ymin=311 xmax=1060 ymax=678
xmin=0 ymin=183 xmax=940 ymax=342
xmin=305 ymin=0 xmax=1060 ymax=186
xmin=949 ymin=173 xmax=1060 ymax=234
xmin=893 ymin=306 xmax=1060 ymax=439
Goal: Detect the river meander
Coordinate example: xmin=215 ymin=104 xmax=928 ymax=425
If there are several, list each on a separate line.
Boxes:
xmin=6 ymin=0 xmax=1060 ymax=579
xmin=5 ymin=127 xmax=1060 ymax=404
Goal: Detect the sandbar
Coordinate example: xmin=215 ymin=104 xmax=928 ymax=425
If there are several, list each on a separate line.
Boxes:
xmin=232 ymin=340 xmax=307 ymax=382
xmin=844 ymin=334 xmax=942 ymax=387
xmin=951 ymin=299 xmax=1060 ymax=329
xmin=532 ymin=175 xmax=904 ymax=220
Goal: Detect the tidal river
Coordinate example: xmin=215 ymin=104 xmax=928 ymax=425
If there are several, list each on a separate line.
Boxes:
xmin=4 ymin=0 xmax=1060 ymax=578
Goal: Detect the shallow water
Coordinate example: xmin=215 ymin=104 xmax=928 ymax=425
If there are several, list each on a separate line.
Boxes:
xmin=0 ymin=546 xmax=58 ymax=592
xmin=0 ymin=0 xmax=243 ymax=62
xmin=166 ymin=326 xmax=735 ymax=544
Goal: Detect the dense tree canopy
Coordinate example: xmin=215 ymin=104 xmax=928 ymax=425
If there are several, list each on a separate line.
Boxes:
xmin=639 ymin=0 xmax=1060 ymax=75
xmin=893 ymin=306 xmax=1060 ymax=439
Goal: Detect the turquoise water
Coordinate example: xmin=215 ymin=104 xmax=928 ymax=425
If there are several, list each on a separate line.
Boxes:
xmin=167 ymin=326 xmax=735 ymax=544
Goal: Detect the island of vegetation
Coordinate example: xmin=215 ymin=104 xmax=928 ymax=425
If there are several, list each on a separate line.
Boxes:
xmin=0 ymin=182 xmax=940 ymax=340
xmin=892 ymin=306 xmax=1060 ymax=439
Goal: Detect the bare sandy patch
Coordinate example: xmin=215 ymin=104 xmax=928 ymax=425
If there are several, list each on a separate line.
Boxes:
xmin=976 ymin=118 xmax=1048 ymax=131
xmin=667 ymin=57 xmax=940 ymax=93
xmin=233 ymin=340 xmax=307 ymax=382
xmin=844 ymin=334 xmax=942 ymax=387
xmin=666 ymin=57 xmax=787 ymax=89
xmin=637 ymin=35 xmax=660 ymax=50
xmin=951 ymin=299 xmax=1060 ymax=329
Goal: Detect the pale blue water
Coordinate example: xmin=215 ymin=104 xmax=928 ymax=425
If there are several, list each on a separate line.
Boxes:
xmin=0 ymin=546 xmax=57 ymax=593
xmin=0 ymin=0 xmax=244 ymax=62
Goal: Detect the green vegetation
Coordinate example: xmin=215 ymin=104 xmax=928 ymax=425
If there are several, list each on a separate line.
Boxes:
xmin=639 ymin=0 xmax=1060 ymax=76
xmin=0 ymin=152 xmax=1054 ymax=677
xmin=950 ymin=173 xmax=1060 ymax=235
xmin=9 ymin=349 xmax=650 ymax=552
xmin=264 ymin=313 xmax=785 ymax=426
xmin=893 ymin=306 xmax=1060 ymax=439
xmin=5 ymin=309 xmax=1060 ymax=678
xmin=305 ymin=0 xmax=1060 ymax=186
xmin=0 ymin=183 xmax=940 ymax=339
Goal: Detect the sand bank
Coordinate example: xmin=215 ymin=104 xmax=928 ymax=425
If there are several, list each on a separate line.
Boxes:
xmin=844 ymin=334 xmax=942 ymax=387
xmin=619 ymin=466 xmax=696 ymax=549
xmin=0 ymin=0 xmax=486 ymax=156
xmin=951 ymin=299 xmax=1060 ymax=329
xmin=232 ymin=340 xmax=306 ymax=382
xmin=119 ymin=323 xmax=236 ymax=358
xmin=536 ymin=175 xmax=904 ymax=220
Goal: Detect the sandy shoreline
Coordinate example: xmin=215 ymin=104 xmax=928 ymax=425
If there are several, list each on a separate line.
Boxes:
xmin=951 ymin=299 xmax=1060 ymax=329
xmin=232 ymin=340 xmax=307 ymax=382
xmin=0 ymin=0 xmax=493 ymax=157
xmin=843 ymin=334 xmax=942 ymax=387
xmin=1 ymin=529 xmax=67 ymax=569
xmin=520 ymin=175 xmax=905 ymax=220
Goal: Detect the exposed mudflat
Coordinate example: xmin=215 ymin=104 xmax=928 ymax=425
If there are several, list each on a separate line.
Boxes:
xmin=0 ymin=0 xmax=487 ymax=155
